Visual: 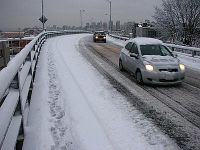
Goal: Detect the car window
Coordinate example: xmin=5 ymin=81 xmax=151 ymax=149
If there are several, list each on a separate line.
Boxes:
xmin=140 ymin=45 xmax=172 ymax=56
xmin=160 ymin=45 xmax=172 ymax=56
xmin=95 ymin=31 xmax=105 ymax=35
xmin=125 ymin=42 xmax=132 ymax=50
xmin=130 ymin=43 xmax=139 ymax=54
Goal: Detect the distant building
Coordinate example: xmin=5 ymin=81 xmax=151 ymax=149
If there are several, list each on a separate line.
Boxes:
xmin=85 ymin=23 xmax=90 ymax=30
xmin=62 ymin=25 xmax=68 ymax=30
xmin=0 ymin=41 xmax=10 ymax=70
xmin=109 ymin=21 xmax=113 ymax=31
xmin=91 ymin=22 xmax=96 ymax=31
xmin=103 ymin=22 xmax=108 ymax=31
xmin=136 ymin=27 xmax=157 ymax=38
xmin=53 ymin=25 xmax=57 ymax=30
xmin=123 ymin=22 xmax=135 ymax=37
xmin=97 ymin=21 xmax=103 ymax=30
xmin=0 ymin=32 xmax=24 ymax=38
xmin=116 ymin=21 xmax=121 ymax=31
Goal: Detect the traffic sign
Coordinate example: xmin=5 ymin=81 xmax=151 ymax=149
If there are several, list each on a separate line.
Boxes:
xmin=39 ymin=15 xmax=48 ymax=23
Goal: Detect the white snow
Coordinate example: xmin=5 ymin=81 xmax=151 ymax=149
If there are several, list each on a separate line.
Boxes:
xmin=0 ymin=89 xmax=19 ymax=144
xmin=23 ymin=34 xmax=180 ymax=150
xmin=107 ymin=36 xmax=200 ymax=71
xmin=129 ymin=37 xmax=163 ymax=46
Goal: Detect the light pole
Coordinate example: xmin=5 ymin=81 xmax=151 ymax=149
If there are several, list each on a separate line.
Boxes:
xmin=42 ymin=0 xmax=44 ymax=30
xmin=106 ymin=0 xmax=112 ymax=32
xmin=109 ymin=1 xmax=112 ymax=32
xmin=80 ymin=9 xmax=85 ymax=29
xmin=105 ymin=13 xmax=108 ymax=30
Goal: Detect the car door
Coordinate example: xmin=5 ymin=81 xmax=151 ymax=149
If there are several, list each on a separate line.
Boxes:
xmin=127 ymin=43 xmax=139 ymax=73
xmin=121 ymin=42 xmax=133 ymax=70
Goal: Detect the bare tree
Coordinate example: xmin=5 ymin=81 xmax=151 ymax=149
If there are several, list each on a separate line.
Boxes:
xmin=154 ymin=0 xmax=200 ymax=45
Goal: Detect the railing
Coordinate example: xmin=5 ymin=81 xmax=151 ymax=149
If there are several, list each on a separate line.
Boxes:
xmin=109 ymin=34 xmax=130 ymax=41
xmin=164 ymin=43 xmax=200 ymax=57
xmin=0 ymin=30 xmax=89 ymax=150
xmin=109 ymin=34 xmax=200 ymax=57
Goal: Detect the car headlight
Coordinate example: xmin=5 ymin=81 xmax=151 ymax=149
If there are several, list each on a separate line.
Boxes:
xmin=95 ymin=36 xmax=98 ymax=39
xmin=145 ymin=64 xmax=154 ymax=71
xmin=179 ymin=64 xmax=185 ymax=71
xmin=103 ymin=36 xmax=106 ymax=39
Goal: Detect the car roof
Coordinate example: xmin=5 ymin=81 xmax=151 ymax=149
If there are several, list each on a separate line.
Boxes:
xmin=95 ymin=31 xmax=105 ymax=33
xmin=127 ymin=37 xmax=163 ymax=46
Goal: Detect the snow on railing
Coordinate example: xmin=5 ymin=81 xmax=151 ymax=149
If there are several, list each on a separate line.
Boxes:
xmin=0 ymin=30 xmax=88 ymax=149
xmin=109 ymin=34 xmax=130 ymax=41
xmin=109 ymin=34 xmax=200 ymax=57
xmin=164 ymin=43 xmax=200 ymax=57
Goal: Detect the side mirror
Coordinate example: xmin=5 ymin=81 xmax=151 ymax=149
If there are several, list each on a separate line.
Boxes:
xmin=130 ymin=53 xmax=139 ymax=59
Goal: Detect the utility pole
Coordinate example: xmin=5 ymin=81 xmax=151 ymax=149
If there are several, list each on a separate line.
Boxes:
xmin=109 ymin=1 xmax=112 ymax=32
xmin=80 ymin=10 xmax=85 ymax=29
xmin=42 ymin=0 xmax=44 ymax=30
xmin=39 ymin=0 xmax=47 ymax=30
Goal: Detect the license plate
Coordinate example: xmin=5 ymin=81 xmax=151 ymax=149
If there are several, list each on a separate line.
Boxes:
xmin=164 ymin=72 xmax=174 ymax=80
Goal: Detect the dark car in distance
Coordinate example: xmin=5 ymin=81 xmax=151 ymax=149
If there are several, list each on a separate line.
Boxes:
xmin=93 ymin=31 xmax=106 ymax=43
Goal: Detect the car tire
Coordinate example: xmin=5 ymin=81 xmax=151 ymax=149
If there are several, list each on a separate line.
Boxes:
xmin=104 ymin=40 xmax=106 ymax=43
xmin=136 ymin=70 xmax=143 ymax=84
xmin=119 ymin=59 xmax=125 ymax=71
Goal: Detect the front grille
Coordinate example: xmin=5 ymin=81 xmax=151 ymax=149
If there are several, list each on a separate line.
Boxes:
xmin=159 ymin=79 xmax=178 ymax=82
xmin=97 ymin=36 xmax=105 ymax=38
xmin=159 ymin=68 xmax=178 ymax=72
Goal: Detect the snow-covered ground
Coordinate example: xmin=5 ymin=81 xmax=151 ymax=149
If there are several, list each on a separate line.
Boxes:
xmin=23 ymin=34 xmax=180 ymax=150
xmin=107 ymin=36 xmax=200 ymax=71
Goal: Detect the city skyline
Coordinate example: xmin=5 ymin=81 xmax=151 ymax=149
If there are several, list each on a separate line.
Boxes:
xmin=0 ymin=0 xmax=161 ymax=31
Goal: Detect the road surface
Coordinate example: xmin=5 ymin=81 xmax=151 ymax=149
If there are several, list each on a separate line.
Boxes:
xmin=79 ymin=35 xmax=200 ymax=150
xmin=23 ymin=34 xmax=200 ymax=150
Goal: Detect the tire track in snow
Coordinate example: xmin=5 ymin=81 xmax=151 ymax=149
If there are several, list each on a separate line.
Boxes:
xmin=79 ymin=37 xmax=200 ymax=150
xmin=47 ymin=49 xmax=74 ymax=150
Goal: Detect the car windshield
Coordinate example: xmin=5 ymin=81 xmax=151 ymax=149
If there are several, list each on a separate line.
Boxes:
xmin=140 ymin=45 xmax=172 ymax=56
xmin=95 ymin=32 xmax=105 ymax=35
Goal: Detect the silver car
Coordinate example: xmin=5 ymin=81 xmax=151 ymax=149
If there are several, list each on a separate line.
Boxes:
xmin=119 ymin=37 xmax=185 ymax=85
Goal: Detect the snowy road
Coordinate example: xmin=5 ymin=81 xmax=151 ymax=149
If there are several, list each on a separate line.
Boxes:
xmin=80 ymin=35 xmax=200 ymax=150
xmin=23 ymin=34 xmax=181 ymax=150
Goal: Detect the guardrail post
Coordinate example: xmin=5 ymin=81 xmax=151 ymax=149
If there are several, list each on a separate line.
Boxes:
xmin=12 ymin=71 xmax=24 ymax=149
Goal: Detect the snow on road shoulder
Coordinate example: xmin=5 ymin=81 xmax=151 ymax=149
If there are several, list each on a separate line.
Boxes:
xmin=23 ymin=40 xmax=54 ymax=150
xmin=23 ymin=37 xmax=76 ymax=150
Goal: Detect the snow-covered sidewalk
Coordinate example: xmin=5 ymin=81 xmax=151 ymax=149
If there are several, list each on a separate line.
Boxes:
xmin=23 ymin=34 xmax=179 ymax=150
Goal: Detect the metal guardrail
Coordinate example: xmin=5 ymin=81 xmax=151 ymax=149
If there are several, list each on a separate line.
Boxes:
xmin=0 ymin=30 xmax=88 ymax=150
xmin=109 ymin=34 xmax=130 ymax=41
xmin=109 ymin=34 xmax=200 ymax=57
xmin=164 ymin=43 xmax=200 ymax=57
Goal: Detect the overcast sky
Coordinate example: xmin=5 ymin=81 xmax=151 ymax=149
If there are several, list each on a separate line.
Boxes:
xmin=0 ymin=0 xmax=162 ymax=31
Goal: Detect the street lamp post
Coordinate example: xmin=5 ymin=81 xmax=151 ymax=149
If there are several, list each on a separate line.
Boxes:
xmin=106 ymin=0 xmax=112 ymax=32
xmin=42 ymin=0 xmax=44 ymax=30
xmin=80 ymin=9 xmax=85 ymax=29
xmin=105 ymin=13 xmax=108 ymax=30
xmin=109 ymin=1 xmax=112 ymax=32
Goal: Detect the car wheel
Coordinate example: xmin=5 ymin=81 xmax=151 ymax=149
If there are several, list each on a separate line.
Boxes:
xmin=104 ymin=40 xmax=106 ymax=43
xmin=119 ymin=59 xmax=125 ymax=71
xmin=136 ymin=70 xmax=143 ymax=84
